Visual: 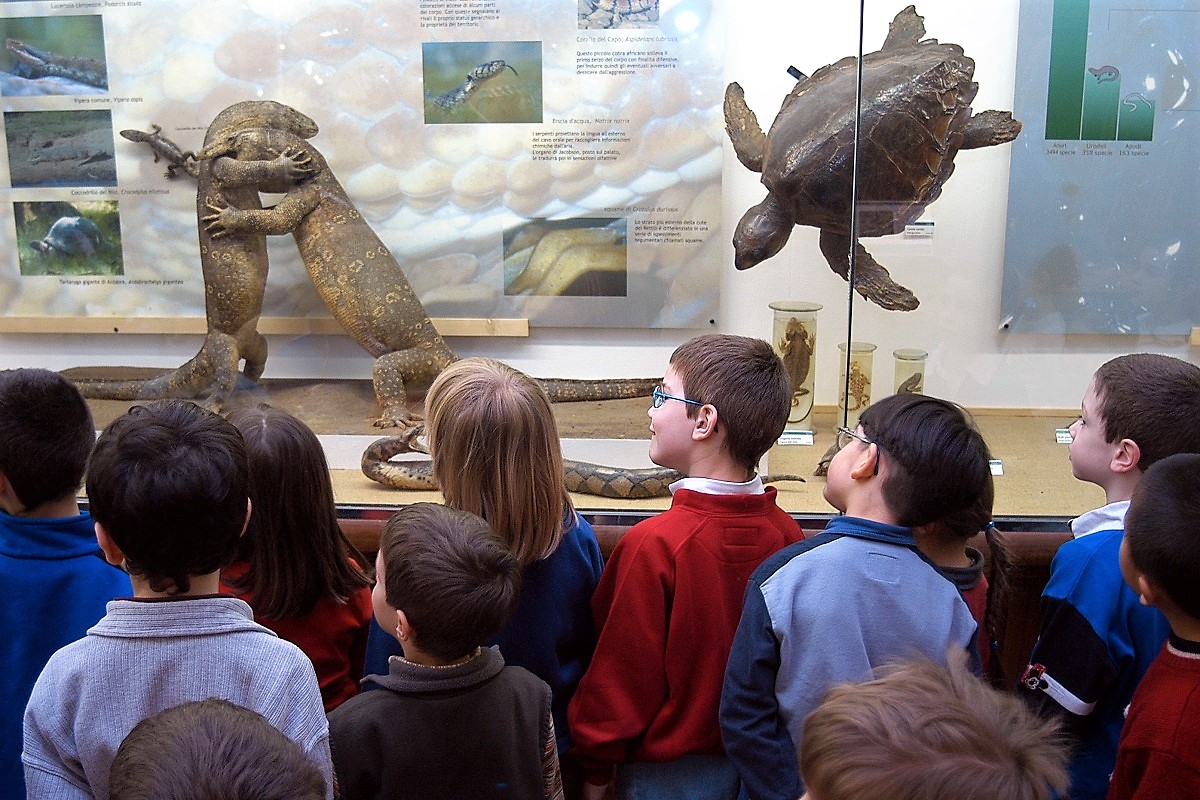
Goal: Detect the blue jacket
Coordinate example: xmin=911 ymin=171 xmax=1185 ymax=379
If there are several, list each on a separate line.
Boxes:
xmin=1022 ymin=525 xmax=1170 ymax=800
xmin=1 ymin=510 xmax=132 ymax=799
xmin=364 ymin=513 xmax=603 ymax=752
xmin=720 ymin=516 xmax=979 ymax=800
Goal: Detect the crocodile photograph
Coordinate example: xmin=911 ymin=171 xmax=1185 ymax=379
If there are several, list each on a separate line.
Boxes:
xmin=3 ymin=109 xmax=117 ymax=187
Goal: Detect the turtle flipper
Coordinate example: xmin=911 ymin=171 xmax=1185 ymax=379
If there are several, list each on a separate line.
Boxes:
xmin=882 ymin=5 xmax=926 ymax=50
xmin=960 ymin=110 xmax=1022 ymax=149
xmin=724 ymin=82 xmax=766 ymax=173
xmin=819 ymin=230 xmax=919 ymax=311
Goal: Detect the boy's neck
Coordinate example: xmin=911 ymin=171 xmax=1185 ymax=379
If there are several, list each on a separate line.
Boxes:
xmin=400 ymin=643 xmax=481 ymax=669
xmin=1100 ymin=471 xmax=1142 ymax=506
xmin=1164 ymin=609 xmax=1200 ymax=643
xmin=0 ymin=493 xmax=80 ymax=519
xmin=130 ymin=569 xmax=221 ymax=599
xmin=839 ymin=496 xmax=901 ymax=527
xmin=675 ymin=451 xmax=753 ymax=484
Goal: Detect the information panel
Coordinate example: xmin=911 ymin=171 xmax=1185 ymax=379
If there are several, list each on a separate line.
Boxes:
xmin=0 ymin=0 xmax=724 ymax=329
xmin=1001 ymin=0 xmax=1199 ymax=334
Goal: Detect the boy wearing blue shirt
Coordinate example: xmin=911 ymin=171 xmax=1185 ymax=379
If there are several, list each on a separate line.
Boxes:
xmin=1020 ymin=353 xmax=1200 ymax=800
xmin=0 ymin=369 xmax=131 ymax=799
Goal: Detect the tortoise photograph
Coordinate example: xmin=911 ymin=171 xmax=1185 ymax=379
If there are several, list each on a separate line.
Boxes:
xmin=725 ymin=5 xmax=1021 ymax=311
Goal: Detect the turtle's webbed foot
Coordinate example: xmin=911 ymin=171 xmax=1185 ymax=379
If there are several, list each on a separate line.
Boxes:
xmin=961 ymin=110 xmax=1022 ymax=149
xmin=819 ymin=231 xmax=920 ymax=311
xmin=854 ymin=267 xmax=920 ymax=311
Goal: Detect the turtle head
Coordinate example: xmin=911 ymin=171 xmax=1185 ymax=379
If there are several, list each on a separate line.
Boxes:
xmin=733 ymin=195 xmax=793 ymax=270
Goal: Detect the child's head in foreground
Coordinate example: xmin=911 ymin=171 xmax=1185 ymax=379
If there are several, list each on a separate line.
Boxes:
xmin=425 ymin=356 xmax=569 ymax=566
xmin=656 ymin=333 xmax=791 ymax=475
xmin=374 ymin=502 xmax=520 ymax=664
xmin=0 ymin=368 xmax=94 ymax=513
xmin=830 ymin=393 xmax=992 ymax=528
xmin=225 ymin=404 xmax=369 ymax=618
xmin=800 ymin=655 xmax=1069 ymax=800
xmin=1069 ymin=354 xmax=1200 ymax=491
xmin=1121 ymin=452 xmax=1200 ymax=624
xmin=107 ymin=698 xmax=325 ymax=800
xmin=85 ymin=399 xmax=249 ymax=595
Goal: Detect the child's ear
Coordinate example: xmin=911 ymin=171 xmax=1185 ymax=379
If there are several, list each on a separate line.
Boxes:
xmin=848 ymin=443 xmax=881 ymax=480
xmin=1134 ymin=574 xmax=1160 ymax=608
xmin=94 ymin=521 xmax=126 ymax=567
xmin=691 ymin=404 xmax=719 ymax=441
xmin=394 ymin=609 xmax=415 ymax=643
xmin=1111 ymin=438 xmax=1142 ymax=474
xmin=0 ymin=470 xmax=18 ymax=514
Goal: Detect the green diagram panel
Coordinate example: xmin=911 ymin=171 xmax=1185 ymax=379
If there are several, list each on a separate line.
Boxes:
xmin=1003 ymin=0 xmax=1197 ymax=334
xmin=1044 ymin=0 xmax=1156 ymax=142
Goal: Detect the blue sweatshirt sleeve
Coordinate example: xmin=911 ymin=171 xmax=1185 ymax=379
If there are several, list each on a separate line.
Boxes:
xmin=720 ymin=580 xmax=801 ymax=800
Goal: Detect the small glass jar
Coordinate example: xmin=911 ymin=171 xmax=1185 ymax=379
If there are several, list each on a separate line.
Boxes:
xmin=893 ymin=348 xmax=928 ymax=394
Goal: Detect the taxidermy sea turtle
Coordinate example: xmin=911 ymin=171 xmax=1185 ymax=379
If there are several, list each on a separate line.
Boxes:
xmin=725 ymin=5 xmax=1021 ymax=310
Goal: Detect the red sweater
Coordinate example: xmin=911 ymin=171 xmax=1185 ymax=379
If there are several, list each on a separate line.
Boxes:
xmin=567 ymin=487 xmax=801 ymax=784
xmin=1108 ymin=637 xmax=1200 ymax=800
xmin=221 ymin=561 xmax=372 ymax=712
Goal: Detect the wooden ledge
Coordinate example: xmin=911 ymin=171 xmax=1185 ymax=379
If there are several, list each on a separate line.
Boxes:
xmin=0 ymin=316 xmax=529 ymax=338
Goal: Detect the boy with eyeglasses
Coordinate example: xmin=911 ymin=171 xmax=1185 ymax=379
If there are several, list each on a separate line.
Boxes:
xmin=721 ymin=393 xmax=990 ymax=800
xmin=568 ymin=334 xmax=800 ymax=800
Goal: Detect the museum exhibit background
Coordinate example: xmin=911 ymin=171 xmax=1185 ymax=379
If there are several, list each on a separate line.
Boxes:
xmin=0 ymin=0 xmax=1196 ymax=417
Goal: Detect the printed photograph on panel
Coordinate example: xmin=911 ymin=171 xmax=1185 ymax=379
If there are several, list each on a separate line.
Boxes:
xmin=0 ymin=15 xmax=108 ymax=96
xmin=5 ymin=110 xmax=118 ymax=187
xmin=423 ymin=41 xmax=543 ymax=124
xmin=579 ymin=0 xmax=659 ymax=29
xmin=504 ymin=217 xmax=627 ymax=297
xmin=14 ymin=199 xmax=123 ymax=276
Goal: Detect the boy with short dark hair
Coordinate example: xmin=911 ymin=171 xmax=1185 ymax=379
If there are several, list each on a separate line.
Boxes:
xmin=799 ymin=655 xmax=1069 ymax=800
xmin=22 ymin=400 xmax=334 ymax=800
xmin=1107 ymin=453 xmax=1200 ymax=800
xmin=327 ymin=502 xmax=563 ymax=800
xmin=1020 ymin=354 xmax=1200 ymax=800
xmin=0 ymin=369 xmax=131 ymax=799
xmin=108 ymin=699 xmax=327 ymax=800
xmin=568 ymin=334 xmax=800 ymax=800
xmin=721 ymin=393 xmax=990 ymax=800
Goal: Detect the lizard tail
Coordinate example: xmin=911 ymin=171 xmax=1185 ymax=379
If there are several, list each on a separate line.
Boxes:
xmin=537 ymin=377 xmax=660 ymax=403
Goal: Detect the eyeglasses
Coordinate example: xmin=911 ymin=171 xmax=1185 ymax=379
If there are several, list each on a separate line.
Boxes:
xmin=836 ymin=426 xmax=880 ymax=476
xmin=652 ymin=385 xmax=704 ymax=409
xmin=836 ymin=426 xmax=871 ymax=449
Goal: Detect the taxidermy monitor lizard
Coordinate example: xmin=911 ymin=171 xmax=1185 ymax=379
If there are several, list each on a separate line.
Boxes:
xmin=190 ymin=125 xmax=808 ymax=497
xmin=66 ymin=106 xmax=807 ymax=496
xmin=70 ymin=101 xmax=319 ymax=411
xmin=195 ymin=121 xmax=662 ymax=427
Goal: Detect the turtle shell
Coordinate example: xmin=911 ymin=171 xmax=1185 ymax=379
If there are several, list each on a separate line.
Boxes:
xmin=762 ymin=39 xmax=977 ymax=237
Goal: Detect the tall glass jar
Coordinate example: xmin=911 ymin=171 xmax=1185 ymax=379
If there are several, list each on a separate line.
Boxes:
xmin=837 ymin=341 xmax=877 ymax=430
xmin=769 ymin=301 xmax=822 ymax=431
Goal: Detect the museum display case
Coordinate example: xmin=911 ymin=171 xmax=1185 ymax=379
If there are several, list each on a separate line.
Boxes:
xmin=0 ymin=0 xmax=1194 ymax=530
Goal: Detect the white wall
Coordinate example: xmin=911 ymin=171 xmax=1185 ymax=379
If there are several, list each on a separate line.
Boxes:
xmin=2 ymin=0 xmax=1193 ymax=409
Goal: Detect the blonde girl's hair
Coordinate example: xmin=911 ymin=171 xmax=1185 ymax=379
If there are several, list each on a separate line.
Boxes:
xmin=426 ymin=357 xmax=569 ymax=566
